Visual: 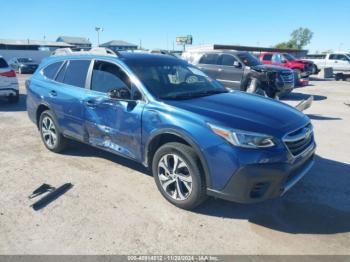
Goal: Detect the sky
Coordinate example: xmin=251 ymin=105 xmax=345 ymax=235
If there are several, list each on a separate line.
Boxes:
xmin=1 ymin=0 xmax=349 ymax=52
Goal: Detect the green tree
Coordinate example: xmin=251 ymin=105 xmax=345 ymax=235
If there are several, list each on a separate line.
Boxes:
xmin=290 ymin=27 xmax=313 ymax=49
xmin=274 ymin=27 xmax=313 ymax=50
xmin=274 ymin=40 xmax=297 ymax=49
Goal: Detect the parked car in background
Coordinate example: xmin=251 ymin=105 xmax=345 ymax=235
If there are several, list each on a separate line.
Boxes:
xmin=305 ymin=53 xmax=350 ymax=80
xmin=259 ymin=52 xmax=317 ymax=80
xmin=0 ymin=56 xmax=19 ymax=103
xmin=183 ymin=50 xmax=294 ymax=99
xmin=8 ymin=57 xmax=39 ymax=74
xmin=27 ymin=49 xmax=315 ymax=209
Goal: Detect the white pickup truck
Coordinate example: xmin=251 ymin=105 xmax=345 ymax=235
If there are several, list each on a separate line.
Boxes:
xmin=305 ymin=53 xmax=350 ymax=80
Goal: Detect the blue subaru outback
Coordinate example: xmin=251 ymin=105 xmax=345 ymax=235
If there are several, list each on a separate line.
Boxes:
xmin=26 ymin=50 xmax=316 ymax=209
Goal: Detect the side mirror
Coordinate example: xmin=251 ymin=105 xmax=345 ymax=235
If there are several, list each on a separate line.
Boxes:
xmin=233 ymin=61 xmax=242 ymax=68
xmin=107 ymin=87 xmax=131 ymax=100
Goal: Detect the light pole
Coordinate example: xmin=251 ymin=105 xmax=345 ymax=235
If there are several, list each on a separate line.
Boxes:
xmin=95 ymin=27 xmax=103 ymax=46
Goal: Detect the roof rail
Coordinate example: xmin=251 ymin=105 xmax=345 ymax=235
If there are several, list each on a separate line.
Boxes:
xmin=52 ymin=47 xmax=121 ymax=57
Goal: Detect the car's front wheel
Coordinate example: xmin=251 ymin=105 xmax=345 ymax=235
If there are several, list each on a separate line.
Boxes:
xmin=152 ymin=142 xmax=207 ymax=210
xmin=39 ymin=110 xmax=67 ymax=153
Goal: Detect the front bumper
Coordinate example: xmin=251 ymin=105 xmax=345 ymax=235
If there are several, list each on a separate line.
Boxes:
xmin=207 ymin=143 xmax=316 ymax=203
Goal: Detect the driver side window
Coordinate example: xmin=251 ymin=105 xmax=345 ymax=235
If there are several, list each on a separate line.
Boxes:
xmin=91 ymin=61 xmax=131 ymax=94
xmin=272 ymin=54 xmax=282 ymax=63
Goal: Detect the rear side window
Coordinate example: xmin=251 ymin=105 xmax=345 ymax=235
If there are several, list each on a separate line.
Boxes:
xmin=263 ymin=54 xmax=272 ymax=61
xmin=42 ymin=61 xmax=63 ymax=79
xmin=199 ymin=54 xmax=219 ymax=65
xmin=0 ymin=58 xmax=9 ymax=68
xmin=58 ymin=60 xmax=91 ymax=88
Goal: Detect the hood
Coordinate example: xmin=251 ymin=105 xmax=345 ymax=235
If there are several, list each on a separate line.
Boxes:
xmin=252 ymin=64 xmax=292 ymax=73
xmin=164 ymin=92 xmax=308 ymax=138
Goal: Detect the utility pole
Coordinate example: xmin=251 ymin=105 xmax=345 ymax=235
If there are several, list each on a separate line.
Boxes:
xmin=95 ymin=27 xmax=103 ymax=47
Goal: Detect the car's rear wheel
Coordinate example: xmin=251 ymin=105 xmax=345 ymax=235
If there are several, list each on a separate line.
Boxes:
xmin=39 ymin=110 xmax=67 ymax=153
xmin=335 ymin=73 xmax=344 ymax=81
xmin=152 ymin=142 xmax=207 ymax=210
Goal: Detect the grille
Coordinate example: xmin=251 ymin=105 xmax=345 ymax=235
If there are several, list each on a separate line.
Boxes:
xmin=279 ymin=71 xmax=294 ymax=84
xmin=284 ymin=123 xmax=314 ymax=156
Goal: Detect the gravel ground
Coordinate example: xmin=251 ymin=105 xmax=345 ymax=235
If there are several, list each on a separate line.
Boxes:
xmin=0 ymin=75 xmax=350 ymax=255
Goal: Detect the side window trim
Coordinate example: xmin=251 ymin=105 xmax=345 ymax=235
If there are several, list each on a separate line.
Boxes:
xmin=85 ymin=59 xmax=95 ymax=89
xmin=54 ymin=60 xmax=67 ymax=82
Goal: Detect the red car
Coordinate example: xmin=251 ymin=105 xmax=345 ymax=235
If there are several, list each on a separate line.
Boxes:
xmin=259 ymin=52 xmax=317 ymax=78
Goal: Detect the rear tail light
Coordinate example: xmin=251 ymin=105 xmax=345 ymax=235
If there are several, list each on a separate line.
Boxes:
xmin=0 ymin=70 xmax=16 ymax=77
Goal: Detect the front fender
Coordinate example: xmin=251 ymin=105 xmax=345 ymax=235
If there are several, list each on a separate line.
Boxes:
xmin=143 ymin=126 xmax=213 ymax=188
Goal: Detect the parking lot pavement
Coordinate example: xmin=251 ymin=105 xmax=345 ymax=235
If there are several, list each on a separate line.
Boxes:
xmin=0 ymin=74 xmax=350 ymax=255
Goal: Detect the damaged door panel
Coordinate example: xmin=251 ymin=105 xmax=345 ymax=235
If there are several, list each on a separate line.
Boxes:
xmin=84 ymin=97 xmax=144 ymax=160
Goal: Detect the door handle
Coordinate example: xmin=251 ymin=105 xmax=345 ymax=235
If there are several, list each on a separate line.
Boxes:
xmin=83 ymin=99 xmax=98 ymax=107
xmin=49 ymin=90 xmax=57 ymax=97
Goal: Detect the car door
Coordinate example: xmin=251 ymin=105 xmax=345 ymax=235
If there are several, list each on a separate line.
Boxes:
xmin=83 ymin=59 xmax=145 ymax=161
xmin=332 ymin=54 xmax=350 ymax=72
xmin=45 ymin=59 xmax=91 ymax=141
xmin=196 ymin=53 xmax=220 ymax=80
xmin=216 ymin=54 xmax=243 ymax=89
xmin=327 ymin=54 xmax=340 ymax=71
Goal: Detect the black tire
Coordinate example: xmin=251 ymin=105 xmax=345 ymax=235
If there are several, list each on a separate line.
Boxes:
xmin=335 ymin=73 xmax=344 ymax=81
xmin=7 ymin=94 xmax=19 ymax=103
xmin=152 ymin=142 xmax=207 ymax=210
xmin=39 ymin=110 xmax=67 ymax=153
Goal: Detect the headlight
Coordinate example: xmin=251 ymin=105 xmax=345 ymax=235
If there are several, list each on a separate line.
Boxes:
xmin=208 ymin=123 xmax=275 ymax=149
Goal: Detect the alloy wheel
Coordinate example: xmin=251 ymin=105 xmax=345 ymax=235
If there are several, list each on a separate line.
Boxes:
xmin=41 ymin=116 xmax=57 ymax=148
xmin=157 ymin=154 xmax=193 ymax=201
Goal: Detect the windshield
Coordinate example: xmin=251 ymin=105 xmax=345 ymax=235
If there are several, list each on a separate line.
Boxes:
xmin=283 ymin=53 xmax=296 ymax=61
xmin=236 ymin=53 xmax=261 ymax=66
xmin=125 ymin=60 xmax=227 ymax=99
xmin=18 ymin=58 xmax=33 ymax=63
